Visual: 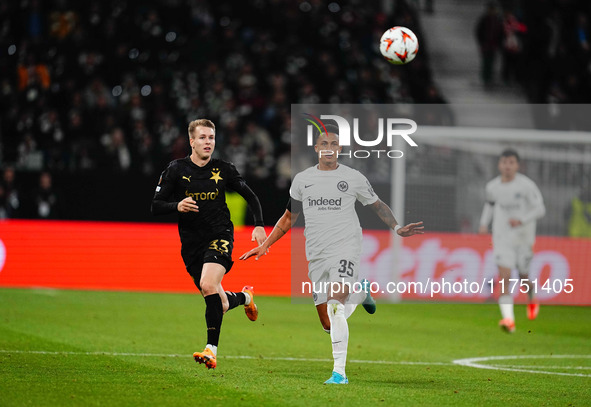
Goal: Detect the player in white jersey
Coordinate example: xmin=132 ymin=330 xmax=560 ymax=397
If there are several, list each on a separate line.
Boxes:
xmin=479 ymin=149 xmax=546 ymax=333
xmin=240 ymin=124 xmax=423 ymax=384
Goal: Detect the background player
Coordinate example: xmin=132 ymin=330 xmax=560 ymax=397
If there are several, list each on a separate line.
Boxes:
xmin=479 ymin=148 xmax=546 ymax=333
xmin=241 ymin=124 xmax=423 ymax=384
xmin=152 ymin=119 xmax=266 ymax=368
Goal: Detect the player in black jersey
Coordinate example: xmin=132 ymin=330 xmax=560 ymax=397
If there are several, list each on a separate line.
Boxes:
xmin=151 ymin=119 xmax=266 ymax=369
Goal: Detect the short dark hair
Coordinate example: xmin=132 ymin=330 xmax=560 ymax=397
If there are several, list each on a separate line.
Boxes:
xmin=500 ymin=148 xmax=520 ymax=162
xmin=188 ymin=119 xmax=215 ymax=138
xmin=314 ymin=123 xmax=339 ymax=143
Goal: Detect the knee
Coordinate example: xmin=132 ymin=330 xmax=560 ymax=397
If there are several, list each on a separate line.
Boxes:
xmin=200 ymin=280 xmax=217 ymax=296
xmin=331 ymin=292 xmax=348 ymax=305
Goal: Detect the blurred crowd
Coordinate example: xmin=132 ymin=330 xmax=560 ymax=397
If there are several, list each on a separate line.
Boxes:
xmin=0 ymin=165 xmax=60 ymax=219
xmin=0 ymin=0 xmax=440 ymax=208
xmin=476 ymin=0 xmax=591 ymax=108
xmin=4 ymin=0 xmax=589 ymax=224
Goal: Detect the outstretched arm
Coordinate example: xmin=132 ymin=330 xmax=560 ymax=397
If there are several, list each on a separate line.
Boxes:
xmin=240 ymin=208 xmax=300 ymax=260
xmin=369 ymin=199 xmax=424 ymax=237
xmin=230 ymin=180 xmax=267 ymax=245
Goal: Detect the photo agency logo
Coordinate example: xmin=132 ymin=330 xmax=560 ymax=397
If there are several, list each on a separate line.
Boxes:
xmin=302 ymin=113 xmax=418 ymax=159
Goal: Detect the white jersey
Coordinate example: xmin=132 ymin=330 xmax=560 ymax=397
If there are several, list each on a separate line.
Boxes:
xmin=480 ymin=173 xmax=545 ymax=247
xmin=290 ymin=164 xmax=378 ymax=261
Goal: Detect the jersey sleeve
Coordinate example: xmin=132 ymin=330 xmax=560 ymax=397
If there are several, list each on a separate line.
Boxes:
xmin=520 ymin=180 xmax=546 ymax=224
xmin=479 ymin=182 xmax=494 ymax=226
xmin=479 ymin=202 xmax=493 ymax=227
xmin=354 ymin=172 xmax=379 ymax=206
xmin=226 ymin=162 xmax=265 ymax=226
xmin=151 ymin=162 xmax=178 ymax=215
xmin=224 ymin=161 xmax=243 ymax=188
xmin=290 ymin=173 xmax=303 ymax=201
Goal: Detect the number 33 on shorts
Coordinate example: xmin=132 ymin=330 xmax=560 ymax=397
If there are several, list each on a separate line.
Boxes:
xmin=208 ymin=239 xmax=230 ymax=254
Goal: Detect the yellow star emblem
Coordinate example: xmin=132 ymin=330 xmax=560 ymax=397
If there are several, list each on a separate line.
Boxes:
xmin=210 ymin=169 xmax=223 ymax=184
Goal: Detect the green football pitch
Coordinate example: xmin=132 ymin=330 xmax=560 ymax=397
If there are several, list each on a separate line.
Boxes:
xmin=1 ymin=288 xmax=589 ymax=406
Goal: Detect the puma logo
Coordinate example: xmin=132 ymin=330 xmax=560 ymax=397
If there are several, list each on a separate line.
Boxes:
xmin=182 ymin=176 xmax=191 ymax=182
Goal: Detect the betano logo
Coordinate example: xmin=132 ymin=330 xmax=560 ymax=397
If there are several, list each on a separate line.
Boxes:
xmin=302 ymin=113 xmax=418 ymax=159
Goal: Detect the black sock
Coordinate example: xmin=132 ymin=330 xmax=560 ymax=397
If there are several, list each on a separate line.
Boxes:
xmin=204 ymin=294 xmax=223 ymax=347
xmin=225 ymin=291 xmax=246 ymax=311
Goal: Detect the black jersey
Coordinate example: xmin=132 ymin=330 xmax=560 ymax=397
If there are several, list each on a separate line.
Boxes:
xmin=151 ymin=156 xmax=264 ymax=266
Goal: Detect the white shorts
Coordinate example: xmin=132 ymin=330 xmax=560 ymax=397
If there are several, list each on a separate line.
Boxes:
xmin=308 ymin=255 xmax=359 ymax=306
xmin=494 ymin=242 xmax=533 ymax=276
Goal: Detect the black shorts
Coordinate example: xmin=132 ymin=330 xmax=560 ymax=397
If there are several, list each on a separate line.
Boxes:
xmin=185 ymin=234 xmax=234 ymax=290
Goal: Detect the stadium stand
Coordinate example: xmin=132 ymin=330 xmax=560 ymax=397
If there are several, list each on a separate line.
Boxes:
xmin=0 ymin=0 xmax=439 ymax=222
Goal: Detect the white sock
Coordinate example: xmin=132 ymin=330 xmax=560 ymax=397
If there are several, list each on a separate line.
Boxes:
xmin=205 ymin=344 xmax=217 ymax=357
xmin=344 ymin=303 xmax=358 ymax=319
xmin=243 ymin=292 xmax=251 ymax=305
xmin=327 ymin=302 xmax=348 ymax=377
xmin=348 ymin=290 xmax=366 ymax=305
xmin=499 ymin=294 xmax=514 ymax=321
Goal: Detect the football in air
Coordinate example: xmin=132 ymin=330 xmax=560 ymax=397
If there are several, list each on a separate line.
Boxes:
xmin=379 ymin=26 xmax=419 ymax=65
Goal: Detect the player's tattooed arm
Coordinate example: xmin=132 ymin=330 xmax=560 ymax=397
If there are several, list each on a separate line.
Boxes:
xmin=370 ymin=199 xmax=398 ymax=229
xmin=370 ymin=199 xmax=424 ymax=237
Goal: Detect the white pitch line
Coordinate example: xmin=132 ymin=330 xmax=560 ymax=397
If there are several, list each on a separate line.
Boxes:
xmin=0 ymin=350 xmax=450 ymax=366
xmin=0 ymin=350 xmax=188 ymax=358
xmin=460 ymin=355 xmax=591 ymax=360
xmin=489 ymin=364 xmax=591 ymax=370
xmin=3 ymin=350 xmax=589 ymax=376
xmin=453 ymin=355 xmax=591 ymax=378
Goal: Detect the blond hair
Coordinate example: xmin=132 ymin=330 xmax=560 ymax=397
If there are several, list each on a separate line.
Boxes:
xmin=188 ymin=119 xmax=216 ymax=138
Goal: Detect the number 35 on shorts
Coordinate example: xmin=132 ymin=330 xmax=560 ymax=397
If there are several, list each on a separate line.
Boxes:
xmin=208 ymin=239 xmax=230 ymax=254
xmin=338 ymin=259 xmax=355 ymax=278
